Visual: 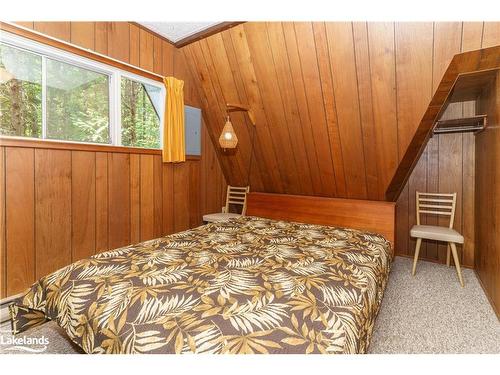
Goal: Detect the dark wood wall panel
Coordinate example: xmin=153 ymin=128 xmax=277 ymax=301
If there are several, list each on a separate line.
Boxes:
xmin=108 ymin=153 xmax=131 ymax=249
xmin=294 ymin=23 xmax=337 ymax=197
xmin=153 ymin=155 xmax=164 ymax=238
xmin=352 ymin=22 xmax=379 ymax=199
xmin=70 ymin=22 xmax=95 ymax=50
xmin=94 ymin=22 xmax=108 ymax=55
xmin=476 ymin=70 xmax=500 ymax=317
xmin=200 ymin=123 xmax=227 ymax=215
xmin=189 ymin=162 xmax=201 ymax=228
xmin=162 ymin=164 xmax=174 ymax=235
xmin=313 ymin=23 xmax=345 ymax=197
xmin=33 ymin=22 xmax=71 ymax=41
xmin=139 ymin=155 xmax=154 ymax=241
xmin=130 ymin=154 xmax=141 ymax=244
xmin=108 ymin=22 xmax=130 ymax=63
xmin=173 ymin=163 xmax=190 ymax=233
xmin=184 ymin=21 xmax=500 ymax=266
xmin=367 ymin=22 xmax=399 ymax=198
xmin=71 ymin=151 xmax=96 ymax=261
xmin=324 ymin=22 xmax=366 ymax=199
xmin=5 ymin=148 xmax=35 ymax=296
xmin=282 ymin=23 xmax=321 ymax=194
xmin=139 ymin=28 xmax=154 ymax=72
xmin=95 ymin=152 xmax=109 ymax=253
xmin=35 ymin=149 xmax=72 ymax=279
xmin=482 ymin=22 xmax=500 ymax=48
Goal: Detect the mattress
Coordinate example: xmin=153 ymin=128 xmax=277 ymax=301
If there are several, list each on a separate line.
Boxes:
xmin=10 ymin=216 xmax=392 ymax=354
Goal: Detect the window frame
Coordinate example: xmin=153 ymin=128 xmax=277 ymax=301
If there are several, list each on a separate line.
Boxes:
xmin=0 ymin=31 xmax=165 ymax=149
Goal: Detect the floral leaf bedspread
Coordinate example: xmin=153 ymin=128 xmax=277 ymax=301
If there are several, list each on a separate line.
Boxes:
xmin=11 ymin=216 xmax=392 ymax=354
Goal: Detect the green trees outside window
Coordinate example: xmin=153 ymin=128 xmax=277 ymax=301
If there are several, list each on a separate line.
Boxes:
xmin=0 ymin=43 xmax=42 ymax=138
xmin=121 ymin=77 xmax=161 ymax=149
xmin=46 ymin=58 xmax=110 ymax=143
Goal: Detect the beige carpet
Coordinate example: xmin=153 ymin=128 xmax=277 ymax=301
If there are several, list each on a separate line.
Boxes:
xmin=369 ymin=257 xmax=500 ymax=353
xmin=1 ymin=257 xmax=498 ymax=354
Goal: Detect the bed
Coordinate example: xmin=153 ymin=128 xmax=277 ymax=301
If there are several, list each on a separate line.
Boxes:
xmin=10 ymin=193 xmax=395 ymax=354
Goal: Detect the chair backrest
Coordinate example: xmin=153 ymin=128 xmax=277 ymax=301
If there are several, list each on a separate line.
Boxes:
xmin=225 ymin=185 xmax=250 ymax=215
xmin=416 ymin=192 xmax=457 ymax=228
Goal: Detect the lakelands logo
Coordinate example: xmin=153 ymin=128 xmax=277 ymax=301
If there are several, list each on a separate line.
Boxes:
xmin=0 ymin=331 xmax=49 ymax=353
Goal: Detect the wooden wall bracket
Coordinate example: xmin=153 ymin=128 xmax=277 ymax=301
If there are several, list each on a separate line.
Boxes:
xmin=226 ymin=103 xmax=256 ymax=126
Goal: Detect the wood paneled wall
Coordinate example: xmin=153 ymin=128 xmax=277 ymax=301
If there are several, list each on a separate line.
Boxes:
xmin=396 ymin=23 xmax=500 ymax=266
xmin=475 ymin=71 xmax=500 ymax=317
xmin=0 ymin=22 xmax=227 ymax=297
xmin=182 ymin=22 xmax=500 ymax=265
xmin=0 ymin=145 xmax=211 ymax=297
xmin=182 ymin=22 xmax=497 ymax=199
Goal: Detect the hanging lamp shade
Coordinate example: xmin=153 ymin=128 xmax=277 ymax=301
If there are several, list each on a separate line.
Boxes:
xmin=219 ymin=116 xmax=238 ymax=149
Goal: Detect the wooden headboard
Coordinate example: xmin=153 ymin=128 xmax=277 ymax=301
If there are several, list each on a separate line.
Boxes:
xmin=246 ymin=192 xmax=396 ymax=248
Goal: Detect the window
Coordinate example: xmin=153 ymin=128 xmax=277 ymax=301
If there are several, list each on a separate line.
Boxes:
xmin=0 ymin=31 xmax=165 ymax=149
xmin=0 ymin=44 xmax=42 ymax=137
xmin=46 ymin=58 xmax=110 ymax=143
xmin=121 ymin=77 xmax=161 ymax=149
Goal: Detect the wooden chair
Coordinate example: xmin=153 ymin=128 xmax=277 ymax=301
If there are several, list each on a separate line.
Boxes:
xmin=202 ymin=185 xmax=250 ymax=223
xmin=410 ymin=192 xmax=464 ymax=287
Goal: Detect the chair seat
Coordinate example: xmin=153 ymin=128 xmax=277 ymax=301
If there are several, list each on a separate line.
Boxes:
xmin=203 ymin=213 xmax=242 ymax=223
xmin=410 ymin=225 xmax=464 ymax=243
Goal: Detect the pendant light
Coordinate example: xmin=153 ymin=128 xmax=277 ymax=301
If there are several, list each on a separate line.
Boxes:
xmin=219 ymin=115 xmax=238 ymax=149
xmin=219 ymin=103 xmax=257 ymax=187
xmin=219 ymin=103 xmax=256 ymax=151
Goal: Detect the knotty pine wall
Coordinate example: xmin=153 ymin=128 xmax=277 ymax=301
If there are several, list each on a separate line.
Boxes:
xmin=475 ymin=71 xmax=500 ymax=317
xmin=182 ymin=22 xmax=500 ymax=266
xmin=0 ymin=22 xmax=227 ymax=297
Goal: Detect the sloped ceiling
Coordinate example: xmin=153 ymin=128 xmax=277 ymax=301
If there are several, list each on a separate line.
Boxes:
xmin=181 ymin=22 xmax=499 ymax=201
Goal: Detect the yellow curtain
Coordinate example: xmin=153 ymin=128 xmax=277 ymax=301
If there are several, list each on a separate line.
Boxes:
xmin=162 ymin=77 xmax=185 ymax=163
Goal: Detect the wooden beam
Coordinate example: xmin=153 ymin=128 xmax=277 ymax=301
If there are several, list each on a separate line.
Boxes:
xmin=226 ymin=103 xmax=250 ymax=111
xmin=226 ymin=103 xmax=256 ymax=126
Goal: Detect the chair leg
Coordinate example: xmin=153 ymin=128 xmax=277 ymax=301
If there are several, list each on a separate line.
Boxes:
xmin=412 ymin=238 xmax=422 ymax=276
xmin=449 ymin=243 xmax=464 ymax=287
xmin=446 ymin=243 xmax=451 ymax=267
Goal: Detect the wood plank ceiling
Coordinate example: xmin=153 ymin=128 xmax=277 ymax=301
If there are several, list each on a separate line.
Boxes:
xmin=182 ymin=22 xmax=500 ymax=201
